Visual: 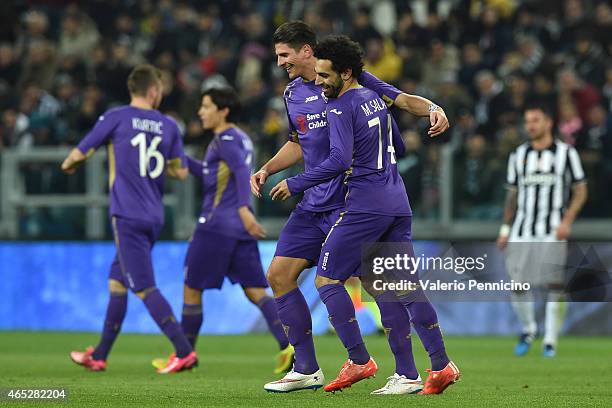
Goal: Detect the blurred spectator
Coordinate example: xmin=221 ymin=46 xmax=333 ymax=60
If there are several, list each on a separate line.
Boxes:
xmin=557 ymin=68 xmax=602 ymax=122
xmin=473 ymin=70 xmax=505 ymax=135
xmin=18 ymin=40 xmax=57 ymax=91
xmin=0 ymin=43 xmax=20 ymax=88
xmin=363 ymin=36 xmax=402 ymax=83
xmin=421 ymin=39 xmax=460 ymax=92
xmin=454 ymin=134 xmax=501 ymax=219
xmin=558 ymin=101 xmax=584 ymax=146
xmin=58 ymin=12 xmax=100 ymax=60
xmin=458 ymin=43 xmax=488 ymax=98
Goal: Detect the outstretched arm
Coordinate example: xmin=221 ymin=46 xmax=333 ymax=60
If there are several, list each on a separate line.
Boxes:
xmin=359 ymin=71 xmax=449 ymax=137
xmin=61 ymin=148 xmax=88 ymax=174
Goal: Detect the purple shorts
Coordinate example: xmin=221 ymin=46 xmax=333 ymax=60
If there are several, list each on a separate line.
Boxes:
xmin=184 ymin=226 xmax=267 ymax=290
xmin=109 ymin=216 xmax=162 ymax=292
xmin=274 ymin=208 xmax=343 ymax=264
xmin=317 ymin=212 xmax=413 ymax=281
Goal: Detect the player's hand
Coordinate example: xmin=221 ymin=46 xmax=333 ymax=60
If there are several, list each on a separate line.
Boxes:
xmin=428 ymin=110 xmax=449 ymax=137
xmin=270 ymin=179 xmax=292 ymax=201
xmin=61 ymin=159 xmax=77 ymax=174
xmin=496 ymin=235 xmax=509 ymax=250
xmin=556 ymin=220 xmax=571 ymax=240
xmin=250 ymin=169 xmax=269 ymax=198
xmin=238 ymin=206 xmax=267 ymax=239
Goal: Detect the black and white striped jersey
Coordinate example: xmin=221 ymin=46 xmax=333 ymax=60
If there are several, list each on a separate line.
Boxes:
xmin=506 ymin=140 xmax=585 ymax=241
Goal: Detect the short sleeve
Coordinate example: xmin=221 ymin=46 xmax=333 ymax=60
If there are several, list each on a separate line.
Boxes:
xmin=567 ymin=146 xmax=585 ymax=183
xmin=506 ymin=152 xmax=517 ymax=188
xmin=77 ymin=112 xmax=117 ymax=155
xmin=167 ymin=122 xmax=186 ymax=169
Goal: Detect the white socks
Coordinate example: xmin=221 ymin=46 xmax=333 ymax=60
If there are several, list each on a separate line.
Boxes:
xmin=510 ymin=291 xmax=536 ymax=337
xmin=544 ymin=291 xmax=566 ymax=346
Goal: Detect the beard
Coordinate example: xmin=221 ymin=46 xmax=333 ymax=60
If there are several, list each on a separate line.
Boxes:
xmin=322 ymin=77 xmax=343 ymax=98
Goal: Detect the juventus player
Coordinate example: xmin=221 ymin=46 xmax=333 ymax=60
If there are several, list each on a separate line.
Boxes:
xmin=497 ymin=104 xmax=587 ymax=357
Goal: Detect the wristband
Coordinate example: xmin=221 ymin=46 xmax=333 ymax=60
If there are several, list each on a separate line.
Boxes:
xmin=428 ymin=104 xmax=441 ymax=113
xmin=499 ymin=224 xmax=511 ymax=238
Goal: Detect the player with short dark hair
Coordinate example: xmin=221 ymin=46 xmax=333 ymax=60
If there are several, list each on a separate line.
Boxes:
xmin=497 ymin=103 xmax=587 ymax=357
xmin=62 ymin=64 xmax=197 ymax=374
xmin=270 ymin=35 xmax=460 ymax=394
xmin=258 ymin=22 xmax=451 ymax=393
xmin=151 ymin=87 xmax=292 ymax=373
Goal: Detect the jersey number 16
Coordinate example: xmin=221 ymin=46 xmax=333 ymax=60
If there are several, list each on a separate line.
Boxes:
xmin=131 ymin=132 xmax=164 ymax=179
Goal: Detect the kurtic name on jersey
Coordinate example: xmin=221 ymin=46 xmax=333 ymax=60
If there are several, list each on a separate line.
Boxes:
xmin=132 ymin=118 xmax=163 ymax=134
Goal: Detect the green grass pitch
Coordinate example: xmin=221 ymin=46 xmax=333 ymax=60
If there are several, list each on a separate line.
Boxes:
xmin=1 ymin=332 xmax=610 ymax=407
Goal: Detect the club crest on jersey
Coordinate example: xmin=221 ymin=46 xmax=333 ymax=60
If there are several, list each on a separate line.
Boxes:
xmin=297 ymin=114 xmax=307 ymax=133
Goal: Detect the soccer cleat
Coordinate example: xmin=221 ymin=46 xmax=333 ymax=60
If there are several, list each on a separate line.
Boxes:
xmin=418 ymin=361 xmax=461 ymax=395
xmin=156 ymin=351 xmax=198 ymax=374
xmin=264 ymin=368 xmax=324 ymax=392
xmin=324 ymin=357 xmax=378 ymax=392
xmin=70 ymin=346 xmax=107 ymax=372
xmin=543 ymin=344 xmax=556 ymax=358
xmin=274 ymin=344 xmax=295 ymax=374
xmin=514 ymin=333 xmax=535 ymax=356
xmin=152 ymin=353 xmax=175 ymax=370
xmin=370 ymin=373 xmax=423 ymax=395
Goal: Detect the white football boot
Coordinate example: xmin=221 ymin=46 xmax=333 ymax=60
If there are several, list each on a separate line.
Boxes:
xmin=370 ymin=373 xmax=423 ymax=395
xmin=264 ymin=368 xmax=324 ymax=392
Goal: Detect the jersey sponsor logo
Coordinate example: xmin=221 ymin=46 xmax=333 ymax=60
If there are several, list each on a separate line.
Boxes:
xmin=305 ymin=95 xmax=319 ymax=103
xmin=221 ymin=135 xmax=234 ymax=141
xmin=329 ymin=108 xmax=342 ymax=115
xmin=523 ymin=173 xmax=556 ymax=186
xmin=297 ymin=115 xmax=307 ymax=133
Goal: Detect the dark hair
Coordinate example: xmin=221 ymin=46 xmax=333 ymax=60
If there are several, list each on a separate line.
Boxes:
xmin=127 ymin=64 xmax=162 ymax=96
xmin=524 ymin=102 xmax=554 ymax=118
xmin=314 ymin=35 xmax=364 ymax=78
xmin=273 ymin=20 xmax=317 ymax=50
xmin=202 ymin=87 xmax=241 ymax=123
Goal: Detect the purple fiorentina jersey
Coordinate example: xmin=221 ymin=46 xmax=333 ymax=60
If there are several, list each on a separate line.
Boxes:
xmin=77 ymin=105 xmax=185 ymax=225
xmin=284 ymin=72 xmax=406 ymax=212
xmin=188 ymin=126 xmax=254 ymax=240
xmin=284 ymin=77 xmax=345 ymax=212
xmin=287 ymin=87 xmax=412 ymax=216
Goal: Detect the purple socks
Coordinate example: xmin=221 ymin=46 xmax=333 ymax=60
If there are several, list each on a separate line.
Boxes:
xmin=181 ymin=303 xmax=203 ymax=348
xmin=376 ymin=295 xmax=418 ymax=379
xmin=275 ymin=288 xmax=319 ymax=374
xmin=143 ymin=289 xmax=192 ymax=358
xmin=93 ymin=292 xmax=127 ymax=361
xmin=257 ymin=296 xmax=290 ymax=350
xmin=318 ymin=283 xmax=370 ymax=365
xmin=404 ymin=293 xmax=450 ymax=371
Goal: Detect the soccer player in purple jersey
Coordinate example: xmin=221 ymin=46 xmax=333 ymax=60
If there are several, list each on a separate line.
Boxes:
xmin=259 ymin=22 xmax=450 ymax=393
xmin=151 ymin=87 xmax=292 ymax=374
xmin=61 ymin=64 xmax=197 ymax=374
xmin=270 ymin=35 xmax=461 ymax=394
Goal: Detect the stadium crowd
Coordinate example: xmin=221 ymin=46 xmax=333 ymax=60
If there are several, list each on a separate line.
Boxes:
xmin=0 ymin=0 xmax=610 ymax=237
